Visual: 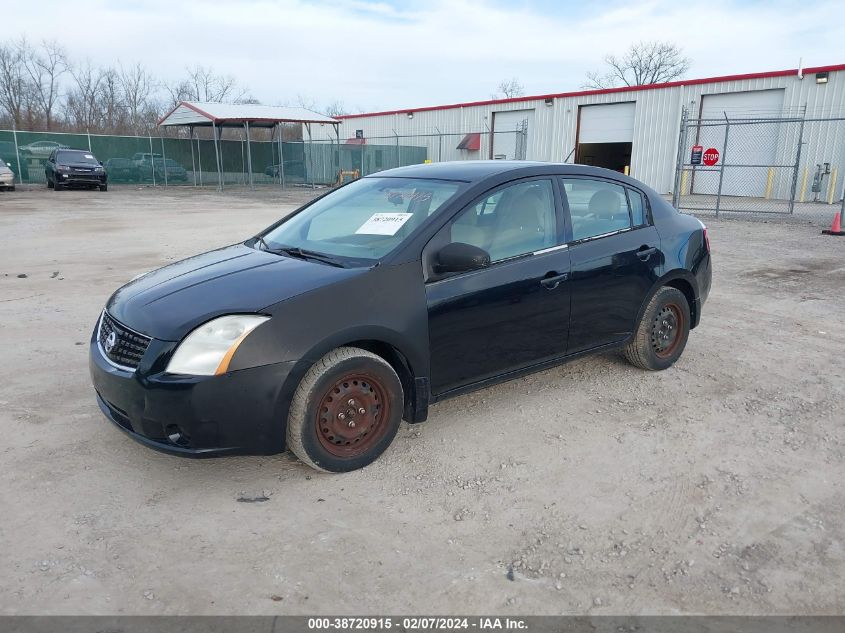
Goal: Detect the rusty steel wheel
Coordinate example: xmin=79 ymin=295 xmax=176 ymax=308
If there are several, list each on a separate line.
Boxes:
xmin=315 ymin=373 xmax=392 ymax=457
xmin=624 ymin=286 xmax=690 ymax=371
xmin=651 ymin=302 xmax=685 ymax=359
xmin=287 ymin=347 xmax=404 ymax=473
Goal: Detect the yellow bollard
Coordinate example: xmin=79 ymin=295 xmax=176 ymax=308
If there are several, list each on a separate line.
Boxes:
xmin=799 ymin=168 xmax=808 ymax=203
xmin=764 ymin=167 xmax=774 ymax=199
xmin=624 ymin=165 xmax=630 ymax=176
xmin=828 ymin=168 xmax=838 ymax=204
xmin=680 ymin=170 xmax=689 ymax=196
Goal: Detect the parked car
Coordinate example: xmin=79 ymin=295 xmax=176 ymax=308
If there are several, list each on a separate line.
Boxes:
xmin=0 ymin=141 xmax=27 ymax=180
xmin=45 ymin=148 xmax=108 ymax=191
xmin=0 ymin=161 xmax=15 ymax=191
xmin=154 ymin=158 xmax=188 ymax=182
xmin=90 ymin=162 xmax=711 ymax=472
xmin=19 ymin=140 xmax=68 ymax=160
xmin=104 ymin=157 xmax=139 ymax=182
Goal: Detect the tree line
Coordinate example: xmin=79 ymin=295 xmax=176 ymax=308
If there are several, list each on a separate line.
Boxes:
xmin=0 ymin=37 xmax=351 ymax=137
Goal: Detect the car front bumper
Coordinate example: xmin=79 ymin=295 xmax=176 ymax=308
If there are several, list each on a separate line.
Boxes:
xmin=89 ymin=333 xmax=295 ymax=457
xmin=58 ymin=172 xmax=107 ymax=186
xmin=0 ymin=175 xmax=14 ymax=187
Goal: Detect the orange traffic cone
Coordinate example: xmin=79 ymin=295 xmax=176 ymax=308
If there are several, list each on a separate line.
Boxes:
xmin=822 ymin=211 xmax=845 ymax=236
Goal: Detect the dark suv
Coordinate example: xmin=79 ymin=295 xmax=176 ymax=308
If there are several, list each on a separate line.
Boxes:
xmin=45 ymin=149 xmax=108 ymax=191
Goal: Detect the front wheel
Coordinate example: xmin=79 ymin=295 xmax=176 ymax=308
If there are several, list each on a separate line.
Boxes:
xmin=287 ymin=347 xmax=403 ymax=473
xmin=99 ymin=184 xmax=108 ymax=192
xmin=624 ymin=286 xmax=690 ymax=371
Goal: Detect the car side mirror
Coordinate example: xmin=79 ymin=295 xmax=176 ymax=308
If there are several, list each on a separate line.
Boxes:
xmin=435 ymin=242 xmax=490 ymax=273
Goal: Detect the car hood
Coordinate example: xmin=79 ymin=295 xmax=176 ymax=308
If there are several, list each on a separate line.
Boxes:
xmin=106 ymin=244 xmax=365 ymax=341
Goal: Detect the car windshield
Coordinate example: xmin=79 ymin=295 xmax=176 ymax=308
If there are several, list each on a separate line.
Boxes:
xmin=260 ymin=177 xmax=462 ymax=263
xmin=58 ymin=151 xmax=98 ymax=164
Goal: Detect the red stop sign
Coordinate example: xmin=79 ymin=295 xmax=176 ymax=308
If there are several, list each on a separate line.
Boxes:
xmin=703 ymin=148 xmax=720 ymax=166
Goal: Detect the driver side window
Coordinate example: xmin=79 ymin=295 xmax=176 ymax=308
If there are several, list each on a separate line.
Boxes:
xmin=449 ymin=179 xmax=556 ymax=262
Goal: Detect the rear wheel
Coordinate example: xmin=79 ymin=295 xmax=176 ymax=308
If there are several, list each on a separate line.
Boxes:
xmin=287 ymin=347 xmax=403 ymax=473
xmin=624 ymin=286 xmax=690 ymax=371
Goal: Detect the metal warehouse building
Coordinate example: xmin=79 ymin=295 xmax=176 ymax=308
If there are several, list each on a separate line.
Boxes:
xmin=317 ymin=63 xmax=845 ymax=198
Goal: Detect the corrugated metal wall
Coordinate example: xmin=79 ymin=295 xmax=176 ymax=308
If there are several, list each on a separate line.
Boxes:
xmin=316 ymin=69 xmax=844 ymax=194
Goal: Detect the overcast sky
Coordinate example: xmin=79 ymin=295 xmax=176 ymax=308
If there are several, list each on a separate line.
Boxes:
xmin=6 ymin=0 xmax=843 ymax=113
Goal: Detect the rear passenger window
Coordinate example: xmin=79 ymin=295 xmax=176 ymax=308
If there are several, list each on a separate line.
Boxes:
xmin=562 ymin=178 xmax=631 ymax=241
xmin=628 ymin=188 xmax=648 ymax=226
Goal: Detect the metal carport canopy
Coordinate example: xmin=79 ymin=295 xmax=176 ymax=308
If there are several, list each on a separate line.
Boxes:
xmin=157 ymin=101 xmax=341 ymax=189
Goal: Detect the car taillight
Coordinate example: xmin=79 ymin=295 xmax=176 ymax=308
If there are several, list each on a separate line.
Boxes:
xmin=703 ymin=228 xmax=710 ymax=253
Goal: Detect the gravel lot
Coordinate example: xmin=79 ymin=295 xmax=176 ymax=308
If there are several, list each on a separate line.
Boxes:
xmin=1 ymin=186 xmax=843 ymax=615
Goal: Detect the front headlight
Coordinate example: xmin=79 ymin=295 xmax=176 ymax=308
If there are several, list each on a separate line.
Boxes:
xmin=166 ymin=315 xmax=269 ymax=376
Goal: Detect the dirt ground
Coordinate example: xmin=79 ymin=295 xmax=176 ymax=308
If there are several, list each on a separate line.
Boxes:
xmin=1 ymin=186 xmax=843 ymax=616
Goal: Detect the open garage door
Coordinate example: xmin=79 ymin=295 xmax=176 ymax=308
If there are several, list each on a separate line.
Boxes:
xmin=576 ymin=102 xmax=635 ymax=173
xmin=692 ymin=89 xmax=786 ymax=197
xmin=492 ymin=109 xmax=534 ymax=160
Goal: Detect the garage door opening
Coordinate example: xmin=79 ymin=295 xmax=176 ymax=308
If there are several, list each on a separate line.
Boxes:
xmin=576 ymin=142 xmax=632 ymax=172
xmin=576 ymin=102 xmax=636 ymax=174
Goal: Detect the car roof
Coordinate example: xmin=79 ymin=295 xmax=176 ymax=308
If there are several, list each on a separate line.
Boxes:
xmin=366 ymin=160 xmax=655 ymax=188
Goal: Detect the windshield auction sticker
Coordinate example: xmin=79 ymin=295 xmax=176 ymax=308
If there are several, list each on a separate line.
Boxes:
xmin=355 ymin=212 xmax=413 ymax=235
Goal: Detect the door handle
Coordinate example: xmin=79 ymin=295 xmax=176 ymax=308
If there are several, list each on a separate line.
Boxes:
xmin=636 ymin=246 xmax=658 ymax=261
xmin=540 ymin=272 xmax=569 ymax=290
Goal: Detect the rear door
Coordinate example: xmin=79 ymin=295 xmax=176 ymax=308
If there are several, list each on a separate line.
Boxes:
xmin=561 ymin=177 xmax=662 ymax=353
xmin=425 ymin=177 xmax=571 ymax=394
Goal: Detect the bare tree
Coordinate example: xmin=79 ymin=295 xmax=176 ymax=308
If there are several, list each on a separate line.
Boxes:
xmin=584 ymin=41 xmax=691 ymax=89
xmin=119 ymin=62 xmax=156 ymax=134
xmin=65 ymin=61 xmax=106 ymax=131
xmin=167 ymin=65 xmax=246 ymax=105
xmin=98 ymin=67 xmax=126 ymax=132
xmin=322 ymin=99 xmax=346 ymax=117
xmin=0 ymin=42 xmax=30 ymax=128
xmin=493 ymin=78 xmax=524 ymax=100
xmin=21 ymin=38 xmax=67 ymax=130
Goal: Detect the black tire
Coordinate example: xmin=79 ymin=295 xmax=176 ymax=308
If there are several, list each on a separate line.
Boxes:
xmin=287 ymin=347 xmax=403 ymax=473
xmin=624 ymin=286 xmax=691 ymax=371
xmin=54 ymin=180 xmax=63 ymax=191
xmin=9 ymin=186 xmax=14 ymax=191
xmin=47 ymin=178 xmax=54 ymax=189
xmin=99 ymin=184 xmax=108 ymax=192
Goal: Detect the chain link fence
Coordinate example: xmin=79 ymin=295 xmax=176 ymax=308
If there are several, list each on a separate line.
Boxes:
xmin=673 ymin=110 xmax=845 ymax=220
xmin=0 ymin=126 xmax=530 ymax=189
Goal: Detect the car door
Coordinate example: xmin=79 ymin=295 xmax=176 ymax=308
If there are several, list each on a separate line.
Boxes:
xmin=424 ymin=177 xmax=571 ymax=395
xmin=561 ymin=176 xmax=663 ymax=353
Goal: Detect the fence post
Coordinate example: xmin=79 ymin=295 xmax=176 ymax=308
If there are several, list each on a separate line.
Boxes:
xmin=788 ymin=108 xmax=806 ymax=214
xmin=189 ymin=126 xmax=197 ymax=187
xmin=715 ymin=114 xmax=730 ymax=218
xmin=672 ymin=107 xmax=688 ymax=208
xmin=197 ymin=134 xmax=203 ymax=187
xmin=212 ymin=121 xmax=223 ymax=192
xmin=12 ymin=124 xmax=23 ymax=184
xmin=278 ymin=126 xmax=286 ymax=188
xmin=160 ymin=137 xmax=168 ymax=187
xmin=148 ymin=134 xmax=156 ymax=186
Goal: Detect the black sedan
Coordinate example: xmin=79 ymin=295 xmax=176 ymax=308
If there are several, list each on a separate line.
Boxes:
xmin=46 ymin=148 xmax=108 ymax=191
xmin=90 ymin=162 xmax=711 ymax=472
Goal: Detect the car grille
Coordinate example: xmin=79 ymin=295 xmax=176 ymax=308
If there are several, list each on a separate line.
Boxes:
xmin=98 ymin=312 xmax=151 ymax=370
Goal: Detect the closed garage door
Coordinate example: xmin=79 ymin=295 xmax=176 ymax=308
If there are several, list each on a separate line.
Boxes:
xmin=492 ymin=109 xmax=534 ymax=160
xmin=577 ymin=102 xmax=636 ymax=173
xmin=693 ymin=89 xmax=786 ymax=197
